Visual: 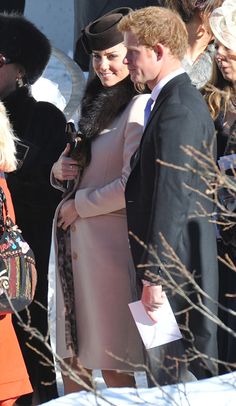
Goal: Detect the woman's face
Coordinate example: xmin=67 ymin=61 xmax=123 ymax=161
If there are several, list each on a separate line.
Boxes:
xmin=0 ymin=56 xmax=23 ymax=98
xmin=215 ymin=40 xmax=236 ymax=83
xmin=92 ymin=43 xmax=129 ymax=87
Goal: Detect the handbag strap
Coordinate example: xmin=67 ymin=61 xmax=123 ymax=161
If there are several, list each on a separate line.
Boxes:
xmin=0 ymin=187 xmax=9 ymax=234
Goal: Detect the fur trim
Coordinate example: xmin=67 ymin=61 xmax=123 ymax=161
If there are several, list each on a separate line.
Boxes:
xmin=78 ymin=75 xmax=137 ymax=139
xmin=0 ymin=13 xmax=51 ymax=84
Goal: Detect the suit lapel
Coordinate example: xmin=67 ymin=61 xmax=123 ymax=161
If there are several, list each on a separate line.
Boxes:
xmin=130 ymin=73 xmax=190 ymax=171
xmin=145 ymin=73 xmax=190 ymax=131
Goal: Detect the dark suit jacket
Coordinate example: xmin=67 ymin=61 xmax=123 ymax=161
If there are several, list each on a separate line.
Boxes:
xmin=125 ymin=73 xmax=218 ymax=381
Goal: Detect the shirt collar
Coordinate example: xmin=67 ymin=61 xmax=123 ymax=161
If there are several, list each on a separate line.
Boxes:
xmin=151 ymin=68 xmax=185 ymax=102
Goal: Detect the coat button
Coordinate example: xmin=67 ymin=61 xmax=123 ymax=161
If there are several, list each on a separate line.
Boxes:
xmin=72 ymin=252 xmax=78 ymax=260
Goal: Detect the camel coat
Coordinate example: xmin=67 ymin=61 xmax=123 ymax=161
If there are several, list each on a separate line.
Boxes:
xmin=51 ymin=94 xmax=150 ymax=370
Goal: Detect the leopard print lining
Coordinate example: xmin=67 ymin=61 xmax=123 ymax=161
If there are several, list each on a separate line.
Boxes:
xmin=57 ymin=227 xmax=78 ymax=354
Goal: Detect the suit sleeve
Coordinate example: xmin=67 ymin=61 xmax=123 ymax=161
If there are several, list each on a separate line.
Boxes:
xmin=74 ymin=96 xmax=148 ymax=218
xmin=141 ymin=104 xmax=211 ymax=281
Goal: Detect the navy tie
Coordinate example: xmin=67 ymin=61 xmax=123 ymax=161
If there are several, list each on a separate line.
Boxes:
xmin=144 ymin=97 xmax=154 ymax=128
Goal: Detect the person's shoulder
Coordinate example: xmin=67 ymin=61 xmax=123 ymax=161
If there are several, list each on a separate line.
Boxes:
xmin=34 ymin=99 xmax=64 ymax=114
xmin=119 ymin=93 xmax=150 ymax=127
xmin=34 ymin=100 xmax=67 ymax=123
xmin=173 ymin=76 xmax=207 ymax=106
xmin=162 ymin=73 xmax=191 ymax=101
xmin=127 ymin=93 xmax=151 ymax=111
xmin=163 ymin=82 xmax=213 ymax=123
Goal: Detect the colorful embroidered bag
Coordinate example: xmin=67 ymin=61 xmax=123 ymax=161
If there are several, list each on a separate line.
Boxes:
xmin=0 ymin=187 xmax=37 ymax=314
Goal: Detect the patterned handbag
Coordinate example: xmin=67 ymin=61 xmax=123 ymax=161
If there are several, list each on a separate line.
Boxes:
xmin=0 ymin=187 xmax=37 ymax=314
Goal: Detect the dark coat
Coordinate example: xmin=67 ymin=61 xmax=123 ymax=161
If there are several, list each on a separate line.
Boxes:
xmin=4 ymin=87 xmax=67 ymax=403
xmin=5 ymin=87 xmax=67 ymax=215
xmin=215 ymin=113 xmax=236 ymax=373
xmin=125 ymin=73 xmax=218 ymax=384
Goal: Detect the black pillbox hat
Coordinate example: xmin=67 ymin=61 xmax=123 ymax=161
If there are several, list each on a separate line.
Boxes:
xmin=81 ymin=7 xmax=132 ymax=54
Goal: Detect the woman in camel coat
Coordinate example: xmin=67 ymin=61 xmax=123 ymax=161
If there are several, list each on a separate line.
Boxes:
xmin=51 ymin=8 xmax=150 ymax=393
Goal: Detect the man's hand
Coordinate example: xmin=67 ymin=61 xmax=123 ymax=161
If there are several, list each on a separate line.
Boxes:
xmin=57 ymin=199 xmax=78 ymax=230
xmin=141 ymin=285 xmax=166 ymax=322
xmin=52 ymin=143 xmax=79 ymax=181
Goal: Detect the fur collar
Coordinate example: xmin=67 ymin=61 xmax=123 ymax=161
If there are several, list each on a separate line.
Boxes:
xmin=78 ymin=75 xmax=137 ymax=139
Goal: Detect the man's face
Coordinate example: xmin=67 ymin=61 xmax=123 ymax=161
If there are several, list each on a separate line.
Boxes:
xmin=123 ymin=31 xmax=160 ymax=90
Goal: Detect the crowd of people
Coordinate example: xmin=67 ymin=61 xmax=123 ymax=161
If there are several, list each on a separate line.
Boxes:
xmin=0 ymin=0 xmax=236 ymax=405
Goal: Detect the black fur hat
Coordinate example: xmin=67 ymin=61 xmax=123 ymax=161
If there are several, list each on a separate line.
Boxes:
xmin=0 ymin=13 xmax=51 ymax=84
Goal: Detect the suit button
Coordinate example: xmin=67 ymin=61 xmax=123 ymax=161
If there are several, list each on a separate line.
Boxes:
xmin=72 ymin=252 xmax=78 ymax=260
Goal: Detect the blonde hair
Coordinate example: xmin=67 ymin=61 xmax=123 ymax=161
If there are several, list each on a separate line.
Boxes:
xmin=0 ymin=101 xmax=18 ymax=172
xmin=118 ymin=6 xmax=188 ymax=60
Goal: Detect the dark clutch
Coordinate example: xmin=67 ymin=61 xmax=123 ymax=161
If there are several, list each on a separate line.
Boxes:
xmin=69 ymin=135 xmax=91 ymax=170
xmin=66 ymin=122 xmax=91 ymax=169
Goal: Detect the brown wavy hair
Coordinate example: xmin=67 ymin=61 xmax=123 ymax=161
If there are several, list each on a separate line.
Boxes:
xmin=165 ymin=0 xmax=223 ymax=25
xmin=202 ymin=60 xmax=234 ymax=120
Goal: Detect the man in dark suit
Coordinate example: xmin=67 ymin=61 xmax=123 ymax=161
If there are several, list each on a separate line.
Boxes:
xmin=119 ymin=7 xmax=218 ymax=385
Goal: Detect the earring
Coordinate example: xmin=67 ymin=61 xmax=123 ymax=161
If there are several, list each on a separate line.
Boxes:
xmin=16 ymin=77 xmax=24 ymax=88
xmin=0 ymin=55 xmax=6 ymax=68
xmin=216 ymin=58 xmax=222 ymax=68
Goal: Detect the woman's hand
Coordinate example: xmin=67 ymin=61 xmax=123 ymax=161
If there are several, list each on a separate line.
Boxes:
xmin=52 ymin=143 xmax=80 ymax=181
xmin=57 ymin=199 xmax=78 ymax=230
xmin=141 ymin=285 xmax=166 ymax=323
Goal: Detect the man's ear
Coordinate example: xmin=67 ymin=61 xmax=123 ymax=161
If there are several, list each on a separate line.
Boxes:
xmin=153 ymin=44 xmax=163 ymax=60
